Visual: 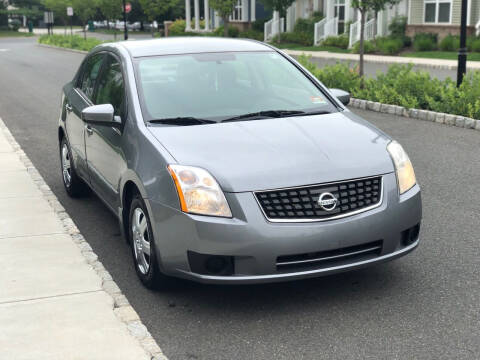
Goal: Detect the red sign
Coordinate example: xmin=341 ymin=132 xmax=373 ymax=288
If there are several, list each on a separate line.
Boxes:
xmin=125 ymin=3 xmax=132 ymax=13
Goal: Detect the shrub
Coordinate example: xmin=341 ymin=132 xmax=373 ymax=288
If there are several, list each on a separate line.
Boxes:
xmin=376 ymin=36 xmax=404 ymax=55
xmin=239 ymin=29 xmax=263 ymax=41
xmin=388 ymin=16 xmax=407 ymax=38
xmin=38 ymin=34 xmax=102 ymax=52
xmin=252 ymin=19 xmax=267 ymax=32
xmin=439 ymin=34 xmax=459 ymax=51
xmin=469 ymin=38 xmax=480 ymax=52
xmin=296 ymin=55 xmax=480 ymax=119
xmin=413 ymin=33 xmax=437 ymax=51
xmin=322 ymin=35 xmax=349 ymax=49
xmin=168 ymin=19 xmax=186 ymax=36
xmin=213 ymin=25 xmax=240 ymax=38
xmin=352 ymin=40 xmax=376 ymax=54
xmin=274 ymin=31 xmax=313 ymax=46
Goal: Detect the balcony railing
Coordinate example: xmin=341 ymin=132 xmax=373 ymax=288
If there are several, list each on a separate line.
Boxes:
xmin=313 ymin=17 xmax=338 ymax=46
xmin=349 ymin=18 xmax=376 ymax=48
xmin=264 ymin=17 xmax=285 ymax=42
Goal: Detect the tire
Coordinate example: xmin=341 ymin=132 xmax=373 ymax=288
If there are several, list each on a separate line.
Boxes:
xmin=129 ymin=194 xmax=170 ymax=289
xmin=59 ymin=137 xmax=90 ymax=197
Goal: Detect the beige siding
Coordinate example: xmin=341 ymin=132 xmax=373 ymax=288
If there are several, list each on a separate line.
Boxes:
xmin=408 ymin=0 xmax=478 ymax=25
xmin=472 ymin=0 xmax=480 ymax=25
xmin=409 ymin=0 xmax=424 ymax=24
xmin=451 ymin=0 xmax=461 ymax=24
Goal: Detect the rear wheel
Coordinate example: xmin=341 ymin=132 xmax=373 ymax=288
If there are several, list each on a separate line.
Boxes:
xmin=60 ymin=137 xmax=89 ymax=197
xmin=129 ymin=194 xmax=170 ymax=289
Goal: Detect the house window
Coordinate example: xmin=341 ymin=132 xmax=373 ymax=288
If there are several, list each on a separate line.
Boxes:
xmin=232 ymin=0 xmax=243 ymax=21
xmin=424 ymin=0 xmax=451 ymax=24
xmin=334 ymin=0 xmax=346 ymax=34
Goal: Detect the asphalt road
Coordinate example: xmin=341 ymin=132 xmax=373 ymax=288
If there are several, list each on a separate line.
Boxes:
xmin=304 ymin=56 xmax=461 ymax=81
xmin=1 ymin=37 xmax=479 ymax=360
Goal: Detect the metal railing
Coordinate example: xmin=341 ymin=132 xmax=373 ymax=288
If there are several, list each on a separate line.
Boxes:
xmin=264 ymin=17 xmax=285 ymax=42
xmin=349 ymin=18 xmax=376 ymax=48
xmin=313 ymin=17 xmax=338 ymax=46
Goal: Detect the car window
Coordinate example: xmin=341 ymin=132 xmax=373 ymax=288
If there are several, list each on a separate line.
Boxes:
xmin=94 ymin=55 xmax=125 ymax=119
xmin=135 ymin=51 xmax=337 ymax=122
xmin=79 ymin=54 xmax=104 ymax=101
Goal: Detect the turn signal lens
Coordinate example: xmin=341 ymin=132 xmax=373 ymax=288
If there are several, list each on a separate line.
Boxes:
xmin=167 ymin=165 xmax=232 ymax=218
xmin=387 ymin=141 xmax=417 ymax=194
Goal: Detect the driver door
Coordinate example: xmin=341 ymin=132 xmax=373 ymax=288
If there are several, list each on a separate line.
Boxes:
xmin=85 ymin=53 xmax=127 ymax=211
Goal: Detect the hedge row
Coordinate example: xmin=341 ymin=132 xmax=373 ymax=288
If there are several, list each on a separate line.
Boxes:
xmin=38 ymin=34 xmax=102 ymax=52
xmin=298 ymin=55 xmax=480 ymax=120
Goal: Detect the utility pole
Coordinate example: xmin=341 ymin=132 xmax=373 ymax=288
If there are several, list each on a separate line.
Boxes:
xmin=457 ymin=0 xmax=468 ymax=86
xmin=122 ymin=0 xmax=128 ymax=40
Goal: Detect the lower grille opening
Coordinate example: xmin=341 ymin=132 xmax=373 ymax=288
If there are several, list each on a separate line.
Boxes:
xmin=401 ymin=223 xmax=420 ymax=246
xmin=276 ymin=240 xmax=383 ymax=272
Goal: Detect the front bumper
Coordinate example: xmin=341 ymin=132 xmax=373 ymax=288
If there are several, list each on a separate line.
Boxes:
xmin=147 ymin=172 xmax=422 ymax=284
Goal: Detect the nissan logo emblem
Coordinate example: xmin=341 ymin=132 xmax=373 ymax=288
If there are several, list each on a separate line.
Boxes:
xmin=318 ymin=192 xmax=338 ymax=211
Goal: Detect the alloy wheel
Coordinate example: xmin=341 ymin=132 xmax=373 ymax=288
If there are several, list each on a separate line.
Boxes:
xmin=61 ymin=143 xmax=72 ymax=187
xmin=131 ymin=207 xmax=151 ymax=275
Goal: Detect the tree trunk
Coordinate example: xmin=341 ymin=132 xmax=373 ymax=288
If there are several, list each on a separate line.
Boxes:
xmin=223 ymin=16 xmax=228 ymax=37
xmin=83 ymin=21 xmax=87 ymax=40
xmin=359 ymin=9 xmax=365 ymax=86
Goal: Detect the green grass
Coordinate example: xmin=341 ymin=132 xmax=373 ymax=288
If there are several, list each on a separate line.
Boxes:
xmin=0 ymin=30 xmax=34 ymax=38
xmin=274 ymin=43 xmax=351 ymax=53
xmin=38 ymin=34 xmax=103 ymax=52
xmin=401 ymin=51 xmax=480 ymax=61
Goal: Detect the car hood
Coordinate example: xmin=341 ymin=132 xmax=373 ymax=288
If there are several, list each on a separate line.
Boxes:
xmin=148 ymin=112 xmax=395 ymax=192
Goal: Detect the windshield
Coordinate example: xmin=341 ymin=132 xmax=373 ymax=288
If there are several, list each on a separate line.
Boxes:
xmin=135 ymin=51 xmax=337 ymax=123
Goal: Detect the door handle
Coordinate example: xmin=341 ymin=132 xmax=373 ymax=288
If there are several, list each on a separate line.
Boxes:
xmin=85 ymin=125 xmax=93 ymax=136
xmin=65 ymin=103 xmax=73 ymax=113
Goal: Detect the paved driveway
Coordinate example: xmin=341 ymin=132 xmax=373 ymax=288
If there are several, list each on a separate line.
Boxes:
xmin=0 ymin=37 xmax=479 ymax=360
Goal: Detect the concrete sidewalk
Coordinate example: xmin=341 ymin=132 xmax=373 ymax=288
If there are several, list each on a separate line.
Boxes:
xmin=0 ymin=118 xmax=166 ymax=359
xmin=284 ymin=49 xmax=480 ymax=70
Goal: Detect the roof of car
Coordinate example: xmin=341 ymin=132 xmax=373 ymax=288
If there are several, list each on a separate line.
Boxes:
xmin=114 ymin=37 xmax=273 ymax=58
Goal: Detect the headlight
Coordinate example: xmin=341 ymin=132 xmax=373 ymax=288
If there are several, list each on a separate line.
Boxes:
xmin=387 ymin=141 xmax=416 ymax=194
xmin=167 ymin=165 xmax=232 ymax=217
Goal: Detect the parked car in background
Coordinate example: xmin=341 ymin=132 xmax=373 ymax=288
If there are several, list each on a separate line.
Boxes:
xmin=58 ymin=38 xmax=422 ymax=289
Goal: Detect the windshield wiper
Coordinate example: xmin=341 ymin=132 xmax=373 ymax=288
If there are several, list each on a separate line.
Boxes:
xmin=148 ymin=117 xmax=216 ymax=126
xmin=221 ymin=110 xmax=306 ymax=123
xmin=221 ymin=109 xmax=332 ymax=123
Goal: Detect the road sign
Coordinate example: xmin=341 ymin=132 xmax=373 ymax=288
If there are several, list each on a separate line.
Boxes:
xmin=44 ymin=11 xmax=54 ymax=24
xmin=125 ymin=3 xmax=132 ymax=13
xmin=67 ymin=7 xmax=73 ymax=16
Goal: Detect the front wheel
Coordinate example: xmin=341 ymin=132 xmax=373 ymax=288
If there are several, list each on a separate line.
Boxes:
xmin=129 ymin=195 xmax=170 ymax=289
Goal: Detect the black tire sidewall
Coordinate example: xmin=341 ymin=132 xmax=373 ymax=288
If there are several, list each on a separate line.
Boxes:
xmin=129 ymin=195 xmax=162 ymax=288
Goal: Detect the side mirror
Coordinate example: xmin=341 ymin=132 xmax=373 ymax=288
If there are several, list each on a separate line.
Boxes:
xmin=330 ymin=88 xmax=351 ymax=106
xmin=82 ymin=104 xmax=120 ymax=126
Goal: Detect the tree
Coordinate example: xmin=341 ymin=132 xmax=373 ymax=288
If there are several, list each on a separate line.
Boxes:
xmin=259 ymin=0 xmax=295 ymax=43
xmin=138 ymin=0 xmax=183 ymax=36
xmin=351 ymin=0 xmax=399 ymax=81
xmin=43 ymin=0 xmax=72 ymax=33
xmin=72 ymin=0 xmax=98 ymax=39
xmin=98 ymin=0 xmax=122 ymax=39
xmin=209 ymin=0 xmax=236 ymax=37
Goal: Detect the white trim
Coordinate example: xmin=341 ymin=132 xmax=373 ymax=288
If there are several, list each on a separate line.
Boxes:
xmin=467 ymin=0 xmax=472 ymax=26
xmin=423 ymin=0 xmax=452 ymax=25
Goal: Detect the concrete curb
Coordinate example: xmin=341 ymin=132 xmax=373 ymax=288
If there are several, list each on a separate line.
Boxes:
xmin=284 ymin=49 xmax=480 ymax=71
xmin=349 ymin=98 xmax=480 ymax=131
xmin=0 ymin=118 xmax=168 ymax=360
xmin=38 ymin=43 xmax=88 ymax=54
